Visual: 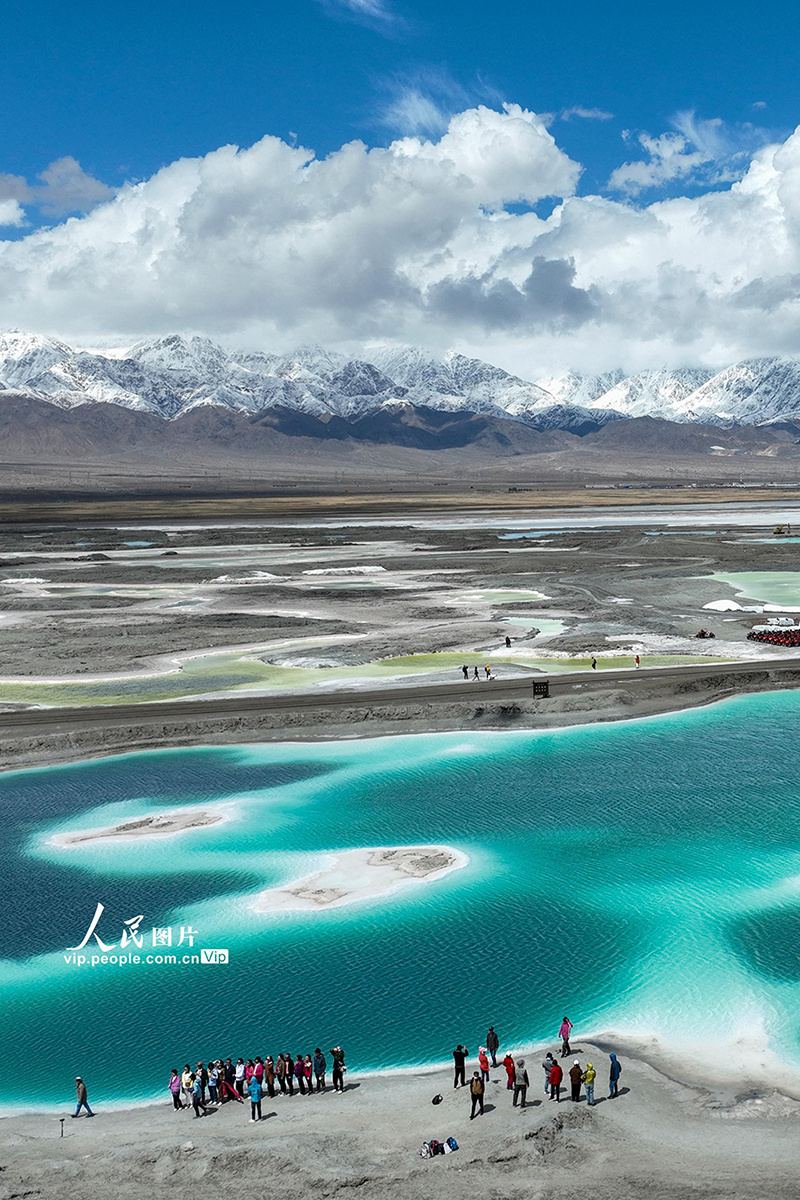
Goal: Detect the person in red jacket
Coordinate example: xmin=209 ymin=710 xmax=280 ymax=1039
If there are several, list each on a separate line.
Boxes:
xmin=549 ymin=1060 xmax=563 ymax=1102
xmin=478 ymin=1047 xmax=490 ymax=1084
xmin=503 ymin=1053 xmax=515 ymax=1090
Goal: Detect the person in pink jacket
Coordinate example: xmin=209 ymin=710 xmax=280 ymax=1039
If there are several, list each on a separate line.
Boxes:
xmin=559 ymin=1017 xmax=573 ymax=1058
xmin=168 ymin=1069 xmax=183 ymax=1110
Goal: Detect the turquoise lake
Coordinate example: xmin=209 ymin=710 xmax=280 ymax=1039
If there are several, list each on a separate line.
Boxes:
xmin=4 ymin=689 xmax=800 ymax=1107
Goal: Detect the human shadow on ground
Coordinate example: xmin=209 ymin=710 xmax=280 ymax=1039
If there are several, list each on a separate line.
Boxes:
xmin=594 ymin=1088 xmax=630 ymax=1105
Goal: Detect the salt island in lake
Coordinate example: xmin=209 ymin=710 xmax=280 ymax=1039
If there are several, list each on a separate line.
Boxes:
xmin=251 ymin=844 xmax=468 ymax=911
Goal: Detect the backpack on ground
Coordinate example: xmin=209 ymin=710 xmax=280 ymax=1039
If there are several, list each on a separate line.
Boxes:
xmin=418 ymin=1143 xmax=431 ymax=1159
xmin=430 ymin=1140 xmax=444 ymax=1156
xmin=446 ymin=1137 xmax=458 ymax=1152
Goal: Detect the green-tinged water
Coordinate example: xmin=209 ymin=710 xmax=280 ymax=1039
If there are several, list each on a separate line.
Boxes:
xmin=3 ymin=689 xmax=800 ymax=1108
xmin=712 ymin=571 xmax=800 ymax=607
xmin=0 ymin=648 xmax=723 ymax=707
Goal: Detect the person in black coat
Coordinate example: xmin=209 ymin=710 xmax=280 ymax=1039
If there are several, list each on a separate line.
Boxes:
xmin=453 ymin=1044 xmax=468 ymax=1089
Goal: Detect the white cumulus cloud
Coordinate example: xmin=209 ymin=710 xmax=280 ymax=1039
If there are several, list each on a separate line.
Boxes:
xmin=0 ymin=199 xmax=25 ymax=227
xmin=1 ymin=105 xmax=800 ymax=377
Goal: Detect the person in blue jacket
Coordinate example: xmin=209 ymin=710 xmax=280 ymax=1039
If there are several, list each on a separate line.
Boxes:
xmin=609 ymin=1053 xmax=622 ymax=1098
xmin=249 ymin=1074 xmax=263 ymax=1122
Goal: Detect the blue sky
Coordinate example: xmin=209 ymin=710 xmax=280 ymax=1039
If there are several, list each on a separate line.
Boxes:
xmin=2 ymin=0 xmax=792 ymax=205
xmin=1 ymin=0 xmax=800 ymax=375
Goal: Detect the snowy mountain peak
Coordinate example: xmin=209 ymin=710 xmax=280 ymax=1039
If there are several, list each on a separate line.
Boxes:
xmin=1 ymin=331 xmax=800 ymax=432
xmin=129 ymin=334 xmax=232 ymax=376
xmin=284 ymin=343 xmax=349 ymax=376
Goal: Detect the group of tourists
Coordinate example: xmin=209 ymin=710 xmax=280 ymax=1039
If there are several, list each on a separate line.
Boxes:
xmin=460 ymin=664 xmax=496 ymax=681
xmin=455 ymin=1018 xmax=623 ymax=1117
xmin=169 ymin=1046 xmax=347 ymax=1121
xmin=71 ymin=1017 xmax=624 ymax=1127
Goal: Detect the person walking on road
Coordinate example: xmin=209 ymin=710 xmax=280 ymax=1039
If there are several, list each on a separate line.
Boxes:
xmin=569 ymin=1060 xmax=582 ymax=1101
xmin=591 ymin=656 xmax=597 ymax=670
xmin=609 ymin=1053 xmax=622 ymax=1098
xmin=635 ymin=654 xmax=640 ymax=669
xmin=503 ymin=1053 xmax=515 ymax=1090
xmin=469 ymin=1072 xmax=485 ymax=1119
xmin=541 ymin=1052 xmax=555 ymax=1094
xmin=582 ymin=1061 xmax=596 ymax=1106
xmin=473 ymin=666 xmax=479 ymax=681
xmin=559 ymin=1016 xmax=573 ymax=1057
xmin=486 ymin=1026 xmax=499 ymax=1067
xmin=512 ymin=1059 xmax=529 ymax=1108
xmin=453 ymin=1044 xmax=468 ymax=1089
xmin=549 ymin=1060 xmax=563 ymax=1102
xmin=462 ymin=665 xmax=469 ymax=680
xmin=72 ymin=1077 xmax=94 ymax=1118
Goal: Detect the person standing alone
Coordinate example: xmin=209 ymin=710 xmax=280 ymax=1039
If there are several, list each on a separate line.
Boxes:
xmin=559 ymin=1016 xmax=573 ymax=1057
xmin=609 ymin=1053 xmax=622 ymax=1098
xmin=453 ymin=1044 xmax=468 ymax=1089
xmin=486 ymin=1026 xmax=499 ymax=1067
xmin=249 ymin=1073 xmax=263 ymax=1122
xmin=512 ymin=1059 xmax=529 ymax=1108
xmin=469 ymin=1072 xmax=485 ymax=1119
xmin=72 ymin=1077 xmax=93 ymax=1118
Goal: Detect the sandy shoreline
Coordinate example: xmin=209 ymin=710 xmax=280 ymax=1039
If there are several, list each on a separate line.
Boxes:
xmin=3 ymin=1036 xmax=800 ymax=1199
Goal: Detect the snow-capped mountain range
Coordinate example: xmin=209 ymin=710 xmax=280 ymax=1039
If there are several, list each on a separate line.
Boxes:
xmin=2 ymin=330 xmax=800 ymax=432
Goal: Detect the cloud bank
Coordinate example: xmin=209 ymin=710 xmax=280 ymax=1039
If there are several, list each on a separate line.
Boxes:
xmin=1 ymin=103 xmax=800 ymax=377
